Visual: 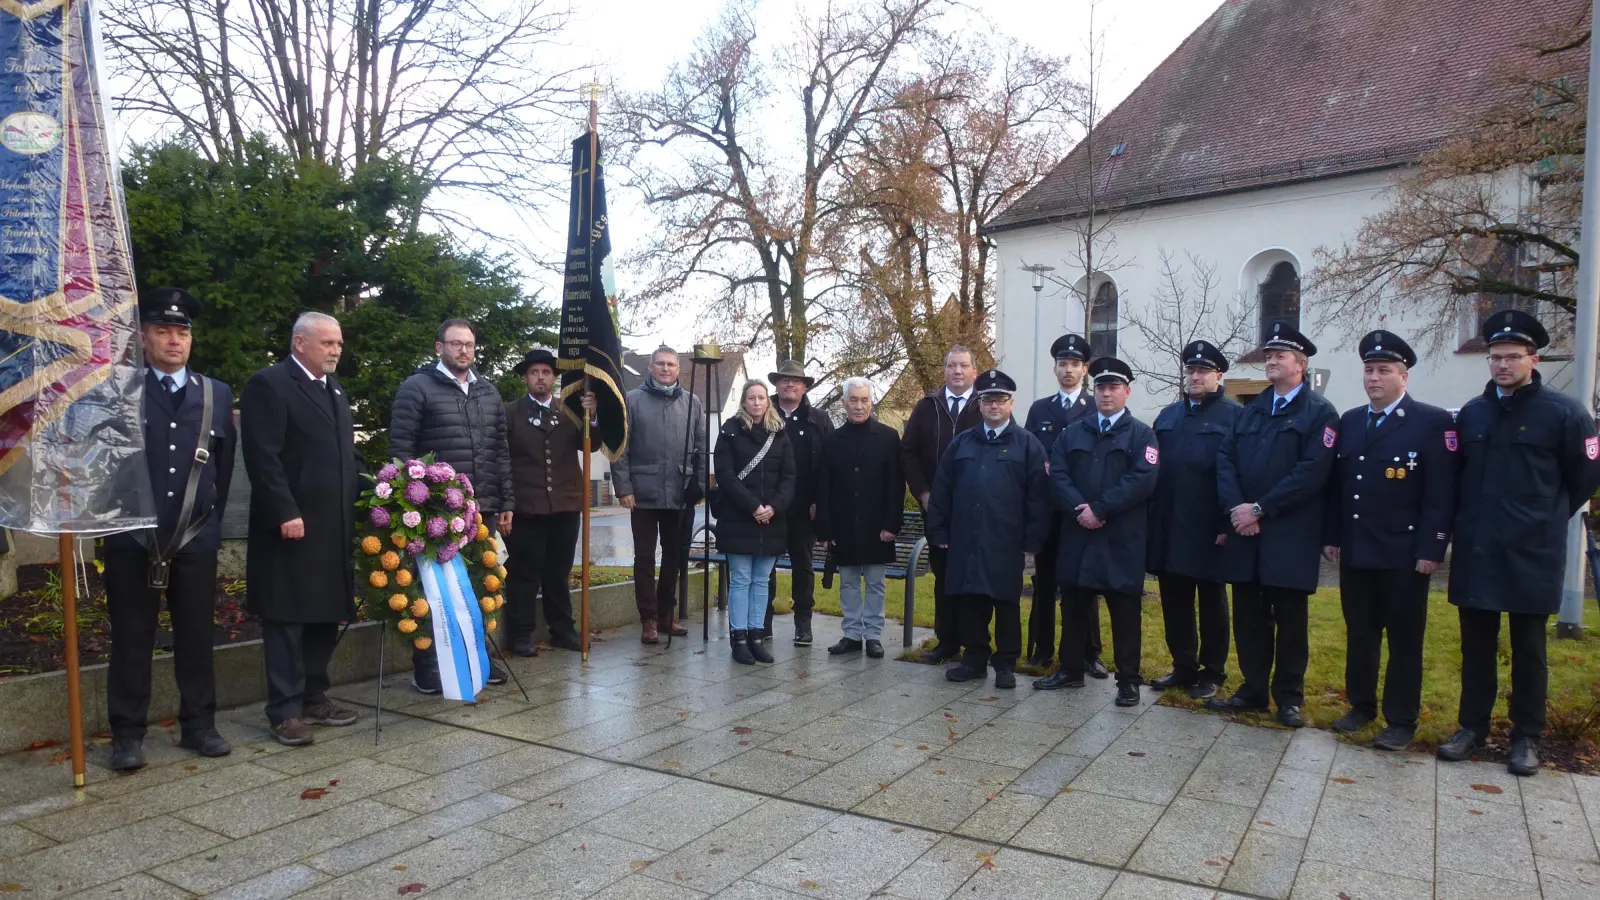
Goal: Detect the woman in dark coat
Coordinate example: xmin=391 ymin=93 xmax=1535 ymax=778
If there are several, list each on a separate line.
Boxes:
xmin=713 ymin=380 xmax=796 ymax=664
xmin=814 ymin=377 xmax=902 ymax=656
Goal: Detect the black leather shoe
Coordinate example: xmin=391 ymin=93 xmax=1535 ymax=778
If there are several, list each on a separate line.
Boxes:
xmin=994 ymin=669 xmax=1016 ymax=689
xmin=511 ymin=634 xmax=539 ymax=657
xmin=1188 ymin=681 xmax=1220 ymax=701
xmin=747 ymin=634 xmax=775 ymax=664
xmin=1276 ymin=706 xmax=1306 ymax=728
xmin=109 ymin=737 xmax=146 ymax=772
xmin=828 ymin=637 xmax=863 ymax=655
xmin=1508 ymin=736 xmax=1540 ymax=777
xmin=1087 ymin=659 xmax=1111 ymax=679
xmin=1372 ymin=724 xmax=1416 ymax=752
xmin=178 ymin=729 xmax=232 ymax=758
xmin=1436 ymin=728 xmax=1487 ymax=762
xmin=1204 ymin=694 xmax=1268 ymax=714
xmin=1331 ymin=709 xmax=1375 ymax=734
xmin=1033 ymin=670 xmax=1085 ymax=690
xmin=1115 ymin=684 xmax=1140 ymax=707
xmin=920 ymin=646 xmax=960 ymax=664
xmin=794 ymin=622 xmax=813 ymax=647
xmin=945 ymin=663 xmax=986 ymax=683
xmin=865 ymin=640 xmax=884 ymax=659
xmin=1149 ymin=671 xmax=1195 ymax=690
xmin=1026 ymin=653 xmax=1053 ymax=669
xmin=548 ymin=634 xmax=583 ymax=652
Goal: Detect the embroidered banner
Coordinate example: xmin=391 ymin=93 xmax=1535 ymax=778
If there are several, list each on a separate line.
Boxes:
xmin=417 ymin=554 xmax=489 ymax=702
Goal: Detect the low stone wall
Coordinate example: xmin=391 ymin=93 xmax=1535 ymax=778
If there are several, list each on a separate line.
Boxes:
xmin=0 ymin=575 xmax=697 ymax=753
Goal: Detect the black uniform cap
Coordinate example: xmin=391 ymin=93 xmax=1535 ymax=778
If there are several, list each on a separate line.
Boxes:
xmin=1183 ymin=340 xmax=1228 ymax=373
xmin=140 ymin=287 xmax=200 ymax=328
xmin=1359 ymin=330 xmax=1417 ymax=367
xmin=1088 ymin=356 xmax=1134 ymax=385
xmin=1481 ymin=308 xmax=1549 ymax=350
xmin=973 ymin=369 xmax=1017 ymax=398
xmin=514 ymin=347 xmax=559 ymax=375
xmin=1261 ymin=320 xmax=1317 ymax=357
xmin=1051 ymin=333 xmax=1090 ymax=361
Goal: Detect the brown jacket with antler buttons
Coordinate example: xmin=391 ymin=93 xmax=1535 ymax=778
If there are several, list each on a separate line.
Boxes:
xmin=505 ymin=394 xmax=585 ymax=516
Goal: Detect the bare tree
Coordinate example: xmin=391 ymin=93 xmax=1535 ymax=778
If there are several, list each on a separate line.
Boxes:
xmin=611 ymin=0 xmax=943 ymax=367
xmin=1124 ymin=249 xmax=1258 ymax=396
xmin=102 ymin=0 xmax=579 ymax=235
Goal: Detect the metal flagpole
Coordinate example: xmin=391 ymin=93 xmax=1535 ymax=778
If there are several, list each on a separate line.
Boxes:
xmin=60 ymin=533 xmax=85 ymax=787
xmin=580 ymin=86 xmax=602 ymax=661
xmin=1557 ymin=0 xmax=1600 ymax=637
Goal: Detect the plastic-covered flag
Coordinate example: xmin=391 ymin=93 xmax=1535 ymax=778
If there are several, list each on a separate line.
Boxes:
xmin=0 ymin=0 xmax=153 ymax=533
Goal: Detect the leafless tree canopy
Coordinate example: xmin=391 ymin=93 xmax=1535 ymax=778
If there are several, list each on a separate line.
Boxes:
xmin=1124 ymin=249 xmax=1258 ymax=396
xmin=103 ymin=0 xmax=580 ymax=235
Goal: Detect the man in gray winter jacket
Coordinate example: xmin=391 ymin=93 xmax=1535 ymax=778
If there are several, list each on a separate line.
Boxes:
xmin=388 ymin=318 xmax=511 ymax=692
xmin=611 ymin=346 xmax=707 ymax=643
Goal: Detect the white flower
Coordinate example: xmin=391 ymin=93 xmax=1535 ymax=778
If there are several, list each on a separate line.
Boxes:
xmin=402 ymin=510 xmax=422 ymax=528
xmin=450 ymin=516 xmax=466 ymax=533
xmin=374 ymin=482 xmax=393 ymax=499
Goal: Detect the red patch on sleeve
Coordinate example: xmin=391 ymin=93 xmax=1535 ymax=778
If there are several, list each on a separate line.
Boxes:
xmin=1586 ymin=436 xmax=1598 ymax=460
xmin=1323 ymin=426 xmax=1337 ymax=448
xmin=1443 ymin=430 xmax=1459 ymax=452
xmin=1144 ymin=445 xmax=1159 ymax=465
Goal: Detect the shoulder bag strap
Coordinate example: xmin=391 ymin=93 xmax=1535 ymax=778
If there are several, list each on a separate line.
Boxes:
xmin=736 ymin=432 xmax=777 ymax=482
xmin=156 ymin=374 xmax=217 ymax=561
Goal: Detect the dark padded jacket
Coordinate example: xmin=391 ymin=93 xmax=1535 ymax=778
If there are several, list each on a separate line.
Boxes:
xmin=388 ymin=364 xmax=511 ymax=514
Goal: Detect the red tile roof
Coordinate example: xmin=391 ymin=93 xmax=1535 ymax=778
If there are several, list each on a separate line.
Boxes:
xmin=987 ymin=0 xmax=1591 ymax=232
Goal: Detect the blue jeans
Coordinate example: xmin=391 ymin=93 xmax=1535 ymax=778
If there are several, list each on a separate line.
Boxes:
xmin=727 ymin=555 xmax=779 ymax=631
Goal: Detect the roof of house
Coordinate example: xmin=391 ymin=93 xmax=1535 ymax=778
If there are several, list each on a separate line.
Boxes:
xmin=987 ymin=0 xmax=1590 ymax=232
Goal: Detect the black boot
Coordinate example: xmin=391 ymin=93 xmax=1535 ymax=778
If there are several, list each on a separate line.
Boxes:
xmin=730 ymin=629 xmax=755 ymax=665
xmin=747 ymin=630 xmax=774 ymax=664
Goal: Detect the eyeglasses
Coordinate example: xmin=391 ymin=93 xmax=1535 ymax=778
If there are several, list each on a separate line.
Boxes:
xmin=1487 ymin=353 xmax=1530 ymax=365
xmin=442 ymin=340 xmax=476 ymax=351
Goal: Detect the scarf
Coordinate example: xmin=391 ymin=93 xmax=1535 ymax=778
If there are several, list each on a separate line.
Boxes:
xmin=643 ymin=377 xmax=682 ymax=399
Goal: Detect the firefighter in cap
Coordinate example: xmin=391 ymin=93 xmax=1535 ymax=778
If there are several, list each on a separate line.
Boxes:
xmin=1146 ymin=340 xmax=1240 ymax=701
xmin=1208 ymin=321 xmax=1338 ymax=728
xmin=1437 ymin=309 xmax=1600 ymax=776
xmin=1322 ymin=330 xmax=1457 ymax=752
xmin=926 ymin=369 xmax=1051 ymax=689
xmin=104 ymin=288 xmax=238 ymax=771
xmin=1034 ymin=356 xmax=1159 ymax=708
xmin=1022 ymin=333 xmax=1105 ymax=674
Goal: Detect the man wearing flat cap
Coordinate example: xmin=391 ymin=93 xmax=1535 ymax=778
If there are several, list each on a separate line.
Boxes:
xmin=104 ymin=288 xmax=238 ymax=771
xmin=1034 ymin=357 xmax=1159 ymax=707
xmin=1022 ymin=333 xmax=1105 ymax=674
xmin=1437 ymin=309 xmax=1600 ymax=776
xmin=1146 ymin=340 xmax=1240 ymax=702
xmin=1321 ymin=331 xmax=1457 ymax=752
xmin=502 ymin=348 xmax=590 ymax=656
xmin=926 ymin=369 xmax=1050 ymax=688
xmin=765 ymin=359 xmax=833 ymax=646
xmin=1209 ymin=321 xmax=1338 ymax=728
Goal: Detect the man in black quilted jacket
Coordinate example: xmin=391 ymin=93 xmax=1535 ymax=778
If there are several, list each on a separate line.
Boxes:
xmin=389 ymin=318 xmax=512 ymax=693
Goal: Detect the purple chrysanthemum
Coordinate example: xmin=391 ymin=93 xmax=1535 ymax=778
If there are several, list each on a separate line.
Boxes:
xmin=402 ymin=510 xmax=422 ymax=528
xmin=406 ymin=539 xmax=425 ymax=557
xmin=449 ymin=516 xmax=466 ymax=534
xmin=459 ymin=474 xmax=473 ymax=494
xmin=425 ymin=463 xmax=450 ymax=483
xmin=438 ymin=542 xmax=459 ymax=563
xmin=406 ymin=462 xmax=426 ymax=479
xmin=369 ymin=506 xmax=391 ymax=528
xmin=444 ymin=487 xmax=465 ymax=509
xmin=377 ymin=463 xmax=399 ymax=481
xmin=405 ymin=480 xmax=429 ymax=504
xmin=426 ymin=516 xmax=448 ymax=538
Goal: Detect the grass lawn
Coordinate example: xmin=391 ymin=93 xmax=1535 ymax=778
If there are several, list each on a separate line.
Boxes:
xmin=756 ymin=571 xmax=1600 ymax=751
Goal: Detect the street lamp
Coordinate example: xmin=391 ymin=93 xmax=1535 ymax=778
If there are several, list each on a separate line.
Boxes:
xmin=1022 ymin=264 xmax=1056 ymax=401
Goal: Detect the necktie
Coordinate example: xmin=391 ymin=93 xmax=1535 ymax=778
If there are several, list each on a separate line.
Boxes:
xmin=1273 ymin=396 xmax=1287 ymax=416
xmin=986 ymin=428 xmax=997 ymax=441
xmin=1367 ymin=409 xmax=1383 ymax=432
xmin=950 ymin=395 xmax=963 ymax=419
xmin=1062 ymin=394 xmax=1070 ymax=410
xmin=1100 ymin=418 xmax=1111 ymax=433
xmin=160 ymin=375 xmax=176 ymax=394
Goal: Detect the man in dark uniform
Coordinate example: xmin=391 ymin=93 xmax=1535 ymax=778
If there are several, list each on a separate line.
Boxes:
xmin=503 ymin=348 xmax=586 ymax=657
xmin=1208 ymin=322 xmax=1339 ymax=728
xmin=1147 ymin=340 xmax=1240 ymax=701
xmin=1438 ymin=310 xmax=1600 ymax=776
xmin=1022 ymin=333 xmax=1105 ymax=676
xmin=1033 ymin=357 xmax=1160 ymax=707
xmin=104 ymin=289 xmax=237 ymax=771
xmin=766 ymin=359 xmax=834 ymax=646
xmin=926 ymin=369 xmax=1050 ymax=689
xmin=902 ymin=345 xmax=983 ymax=663
xmin=1321 ymin=331 xmax=1457 ymax=752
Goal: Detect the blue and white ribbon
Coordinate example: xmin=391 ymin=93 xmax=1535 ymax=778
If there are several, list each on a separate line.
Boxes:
xmin=417 ymin=555 xmax=489 ymax=702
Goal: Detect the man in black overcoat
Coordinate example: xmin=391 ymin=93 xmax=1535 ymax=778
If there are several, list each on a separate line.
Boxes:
xmin=104 ymin=289 xmax=237 ymax=771
xmin=240 ymin=311 xmax=362 ymax=746
xmin=766 ymin=359 xmax=834 ymax=646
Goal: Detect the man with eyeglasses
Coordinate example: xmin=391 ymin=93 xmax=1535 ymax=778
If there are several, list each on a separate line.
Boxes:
xmin=1437 ymin=309 xmax=1600 ymax=777
xmin=389 ymin=318 xmax=511 ymax=693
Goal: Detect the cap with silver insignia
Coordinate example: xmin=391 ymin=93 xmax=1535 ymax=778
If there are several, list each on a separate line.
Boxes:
xmin=1088 ymin=356 xmax=1134 ymax=385
xmin=1359 ymin=329 xmax=1416 ymax=367
xmin=1183 ymin=340 xmax=1228 ymax=373
xmin=1481 ymin=308 xmax=1549 ymax=350
xmin=1261 ymin=320 xmax=1317 ymax=357
xmin=973 ymin=369 xmax=1017 ymax=398
xmin=1050 ymin=333 xmax=1090 ymax=361
xmin=139 ymin=287 xmax=200 ymax=328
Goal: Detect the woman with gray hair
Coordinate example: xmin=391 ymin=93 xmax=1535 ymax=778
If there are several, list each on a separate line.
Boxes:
xmin=713 ymin=380 xmax=796 ymax=664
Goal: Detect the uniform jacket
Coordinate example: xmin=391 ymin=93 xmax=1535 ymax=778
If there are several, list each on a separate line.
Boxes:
xmin=388 ymin=365 xmax=511 ymax=514
xmin=1449 ymin=371 xmax=1600 ymax=615
xmin=611 ymin=383 xmax=707 ymax=510
xmin=1051 ymin=412 xmax=1161 ymax=595
xmin=814 ymin=418 xmax=904 ymax=566
xmin=777 ymin=397 xmax=834 ymax=519
xmin=1324 ymin=394 xmax=1457 ymax=570
xmin=1217 ymin=385 xmax=1340 ymax=592
xmin=925 ymin=423 xmax=1050 ymax=601
xmin=505 ymin=394 xmax=584 ymax=516
xmin=1023 ymin=388 xmax=1094 ymax=448
xmin=900 ymin=389 xmax=984 ymax=500
xmin=106 ymin=370 xmax=237 ymax=557
xmin=712 ymin=421 xmax=796 ymax=557
xmin=240 ymin=360 xmax=360 ymax=623
xmin=1147 ymin=390 xmax=1240 ymax=581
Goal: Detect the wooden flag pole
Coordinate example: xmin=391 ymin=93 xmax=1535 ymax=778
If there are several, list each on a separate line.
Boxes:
xmin=60 ymin=533 xmax=85 ymax=787
xmin=579 ymin=86 xmax=601 ymax=663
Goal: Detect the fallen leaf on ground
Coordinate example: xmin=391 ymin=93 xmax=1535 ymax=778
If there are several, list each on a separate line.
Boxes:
xmin=976 ymin=851 xmax=997 ymax=871
xmin=398 ymin=884 xmax=425 ymax=895
xmin=934 ymin=770 xmax=947 ymax=775
xmin=781 ymin=750 xmax=795 ymax=756
xmin=947 ymin=727 xmax=958 ymax=742
xmin=1126 ymin=752 xmax=1145 ymax=758
xmin=1470 ymin=784 xmax=1504 ymax=794
xmin=393 ymin=865 xmax=407 ymax=871
xmin=799 ymin=880 xmax=820 ymax=889
xmin=328 ymin=779 xmax=339 ymax=787
xmin=664 ymin=761 xmax=683 ymax=768
xmin=708 ymin=847 xmax=725 ymax=855
xmin=184 ymin=764 xmax=199 ymax=771
xmin=630 ymin=860 xmax=650 ymax=869
xmin=1469 ymin=809 xmax=1483 ymax=815
xmin=26 ymin=739 xmax=59 ymax=751
xmin=732 ymin=726 xmax=754 ymax=735
xmin=916 ymin=745 xmax=928 ymax=750
xmin=1331 ymin=777 xmax=1355 ymax=785
xmin=878 ymin=783 xmax=891 ymax=790
xmin=890 ymin=827 xmax=904 ymax=833
xmin=943 ymin=712 xmax=955 ymax=719
xmin=301 ymin=787 xmax=329 ymax=800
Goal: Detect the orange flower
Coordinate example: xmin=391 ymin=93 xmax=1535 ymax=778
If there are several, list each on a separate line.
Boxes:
xmin=391 ymin=532 xmax=408 ymax=549
xmin=483 ymin=574 xmax=501 ymax=593
xmin=413 ymin=636 xmax=433 ymax=650
xmin=380 ymin=551 xmax=400 ymax=571
xmin=387 ymin=593 xmax=408 ymax=611
xmin=496 ymin=566 xmax=507 ymax=579
xmin=398 ymin=618 xmax=418 ymax=634
xmin=485 ymin=618 xmax=498 ymax=633
xmin=369 ymin=570 xmax=389 ymax=588
xmin=481 ymin=550 xmax=499 ymax=568
xmin=395 ymin=569 xmax=413 ymax=587
xmin=476 ymin=524 xmax=490 ymax=542
xmin=410 ymin=598 xmax=430 ymax=618
xmin=479 ymin=595 xmax=496 ymax=613
xmin=361 ymin=535 xmax=382 ymax=555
